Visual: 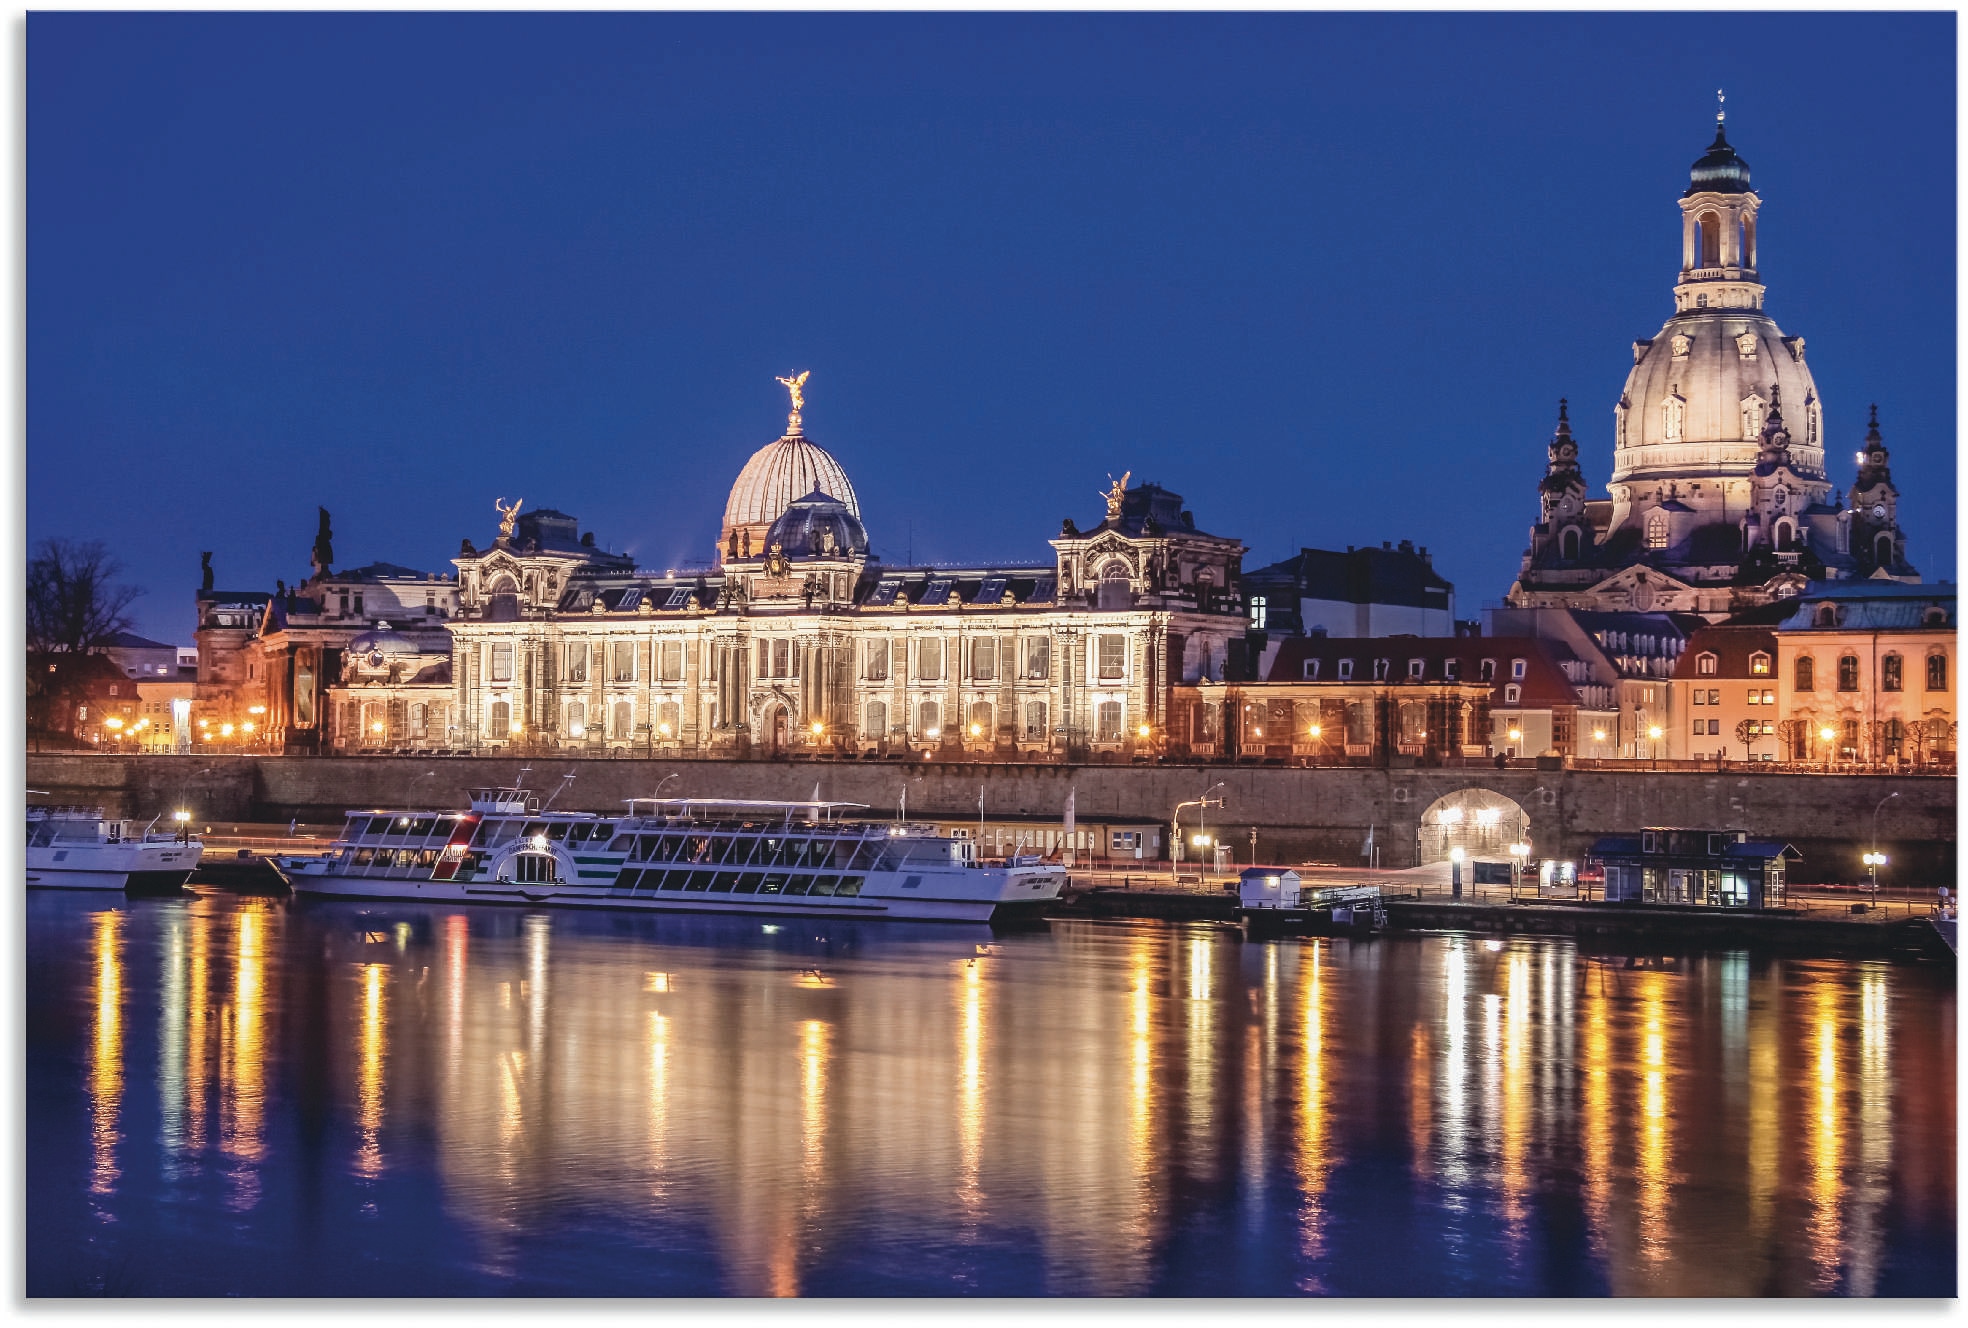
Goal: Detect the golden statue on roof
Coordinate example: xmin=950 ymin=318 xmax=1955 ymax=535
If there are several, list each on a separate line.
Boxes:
xmin=494 ymin=496 xmax=523 ymax=540
xmin=1103 ymin=471 xmax=1132 ymax=520
xmin=775 ymin=371 xmax=810 ymax=415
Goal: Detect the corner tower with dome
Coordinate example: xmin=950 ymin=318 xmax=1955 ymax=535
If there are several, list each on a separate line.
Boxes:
xmin=1507 ymin=107 xmax=1921 ymax=620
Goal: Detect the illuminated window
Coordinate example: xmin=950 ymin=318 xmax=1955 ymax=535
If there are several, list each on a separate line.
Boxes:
xmin=490 ymin=643 xmax=513 ymax=683
xmin=565 ymin=643 xmax=588 ymax=683
xmin=1748 ymin=652 xmax=1770 ymax=676
xmin=1881 ymin=654 xmax=1903 ymax=692
xmin=1927 ymin=654 xmax=1948 ymax=691
xmin=1098 ymin=635 xmax=1127 ymax=681
xmin=1249 ymin=596 xmax=1267 ymax=630
xmin=1646 ymin=512 xmax=1669 ymax=549
xmin=1838 ymin=655 xmax=1859 ymax=692
xmin=1095 ymin=700 xmax=1124 ymax=743
xmin=611 ymin=640 xmax=635 ymax=682
xmin=1023 ymin=636 xmax=1050 ymax=680
xmin=1023 ymin=701 xmax=1048 ymax=741
xmin=916 ymin=700 xmax=940 ymax=738
xmin=968 ymin=702 xmax=993 ymax=739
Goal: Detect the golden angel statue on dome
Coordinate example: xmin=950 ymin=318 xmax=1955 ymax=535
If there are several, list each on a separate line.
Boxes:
xmin=1102 ymin=471 xmax=1132 ymax=520
xmin=775 ymin=371 xmax=810 ymax=415
xmin=494 ymin=497 xmax=523 ymax=540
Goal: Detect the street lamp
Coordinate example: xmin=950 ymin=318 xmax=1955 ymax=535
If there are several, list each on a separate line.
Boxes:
xmin=1509 ymin=841 xmax=1530 ymax=898
xmin=173 ymin=808 xmax=192 ymax=844
xmin=1648 ymin=724 xmax=1664 ymax=768
xmin=1449 ymin=845 xmax=1465 ymax=901
xmin=1820 ymin=725 xmax=1836 ymax=772
xmin=1862 ymin=851 xmax=1888 ymax=910
xmin=1870 ymin=790 xmax=1899 ymax=910
xmin=1172 ymin=782 xmax=1225 ymax=882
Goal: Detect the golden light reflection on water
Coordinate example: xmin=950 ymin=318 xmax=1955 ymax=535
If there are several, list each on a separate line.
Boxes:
xmin=1809 ymin=978 xmax=1844 ymax=1289
xmin=355 ymin=963 xmax=388 ymax=1179
xmin=1634 ymin=971 xmax=1671 ymax=1270
xmin=956 ymin=960 xmax=985 ymax=1219
xmin=88 ymin=911 xmax=124 ymax=1199
xmin=1579 ymin=964 xmax=1612 ymax=1265
xmin=221 ymin=909 xmax=267 ymax=1211
xmin=1295 ymin=942 xmax=1330 ymax=1283
xmin=72 ymin=902 xmax=1949 ymax=1298
xmin=1498 ymin=951 xmax=1532 ymax=1261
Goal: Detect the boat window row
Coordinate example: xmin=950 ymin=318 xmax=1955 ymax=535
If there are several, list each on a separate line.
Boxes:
xmin=607 ymin=830 xmax=889 ymax=870
xmin=467 ymin=818 xmax=616 ymax=849
xmin=611 ymin=868 xmax=866 ymax=898
xmin=341 ymin=814 xmax=616 ymax=848
xmin=337 ymin=846 xmax=445 ymax=876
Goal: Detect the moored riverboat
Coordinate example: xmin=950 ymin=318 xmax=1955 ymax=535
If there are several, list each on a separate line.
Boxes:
xmin=26 ymin=805 xmax=203 ymax=893
xmin=271 ymin=789 xmax=1064 ymax=924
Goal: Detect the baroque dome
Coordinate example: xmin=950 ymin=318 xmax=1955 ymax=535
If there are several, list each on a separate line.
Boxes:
xmin=720 ymin=427 xmax=860 ymax=562
xmin=765 ymin=488 xmax=869 ymax=560
xmin=348 ymin=624 xmax=422 ymax=658
xmin=1613 ymin=310 xmax=1826 ymax=487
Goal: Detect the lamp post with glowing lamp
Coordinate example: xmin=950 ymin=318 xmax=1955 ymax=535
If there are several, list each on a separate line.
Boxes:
xmin=1869 ymin=790 xmax=1899 ymax=910
xmin=1449 ymin=845 xmax=1465 ymax=901
xmin=1509 ymin=841 xmax=1530 ymax=899
xmin=1862 ymin=851 xmax=1887 ymax=911
xmin=1648 ymin=724 xmax=1663 ymax=768
xmin=1172 ymin=782 xmax=1225 ymax=882
xmin=1820 ymin=725 xmax=1837 ymax=772
xmin=172 ymin=808 xmax=192 ymax=844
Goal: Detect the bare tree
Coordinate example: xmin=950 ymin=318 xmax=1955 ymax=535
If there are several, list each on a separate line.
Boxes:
xmin=1735 ymin=717 xmax=1760 ymax=763
xmin=26 ymin=538 xmax=143 ymax=655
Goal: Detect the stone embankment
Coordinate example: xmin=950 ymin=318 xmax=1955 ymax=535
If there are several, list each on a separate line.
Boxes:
xmin=27 ymin=752 xmax=1955 ymax=884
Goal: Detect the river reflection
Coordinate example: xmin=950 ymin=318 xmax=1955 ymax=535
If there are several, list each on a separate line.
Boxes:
xmin=24 ymin=890 xmax=1956 ymax=1297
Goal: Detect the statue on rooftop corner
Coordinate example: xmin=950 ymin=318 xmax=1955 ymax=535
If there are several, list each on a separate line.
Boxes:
xmin=200 ymin=551 xmax=213 ymax=593
xmin=310 ymin=508 xmax=334 ymax=579
xmin=1102 ymin=471 xmax=1132 ymax=521
xmin=495 ymin=497 xmax=523 ymax=541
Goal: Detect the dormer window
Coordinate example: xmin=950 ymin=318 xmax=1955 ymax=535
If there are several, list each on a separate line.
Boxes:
xmin=1510 ymin=659 xmax=1527 ymax=680
xmin=1748 ymin=652 xmax=1771 ymax=676
xmin=1504 ymin=684 xmax=1521 ymax=704
xmin=1479 ymin=659 xmax=1496 ymax=682
xmin=1646 ymin=511 xmax=1669 ymax=549
xmin=1696 ymin=652 xmax=1718 ymax=676
xmin=1814 ymin=603 xmax=1839 ymax=628
xmin=1372 ymin=659 xmax=1390 ymax=682
xmin=1303 ymin=659 xmax=1321 ymax=681
xmin=1337 ymin=659 xmax=1354 ymax=682
xmin=1408 ymin=659 xmax=1425 ymax=680
xmin=1443 ymin=658 xmax=1459 ymax=681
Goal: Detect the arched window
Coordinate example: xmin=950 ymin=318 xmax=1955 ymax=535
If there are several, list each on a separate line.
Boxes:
xmin=362 ymin=702 xmax=385 ymax=745
xmin=917 ymin=700 xmax=940 ymax=739
xmin=608 ymin=700 xmax=632 ymax=741
xmin=1875 ymin=533 xmax=1893 ymax=566
xmin=657 ymin=702 xmax=680 ymax=740
xmin=1024 ymin=701 xmax=1048 ymax=742
xmin=487 ymin=575 xmax=520 ymax=623
xmin=967 ymin=701 xmax=993 ymax=741
xmin=1697 ymin=210 xmax=1721 ymax=266
xmin=490 ymin=699 xmax=511 ymax=738
xmin=1774 ymin=521 xmax=1795 ymax=552
xmin=1749 ymin=652 xmax=1771 ymax=677
xmin=865 ymin=700 xmax=887 ymax=741
xmin=1795 ymin=656 xmax=1815 ymax=692
xmin=1095 ymin=700 xmax=1124 ymax=743
xmin=1097 ymin=562 xmax=1133 ymax=612
xmin=1883 ymin=718 xmax=1905 ymax=757
xmin=1560 ymin=527 xmax=1580 ymax=560
xmin=1661 ymin=396 xmax=1685 ymax=443
xmin=1837 ymin=655 xmax=1859 ymax=692
xmin=1882 ymin=654 xmax=1903 ymax=692
xmin=1814 ymin=603 xmax=1839 ymax=628
xmin=1696 ymin=653 xmax=1718 ymax=676
xmin=1927 ymin=654 xmax=1948 ymax=691
xmin=1646 ymin=512 xmax=1669 ymax=549
xmin=566 ymin=700 xmax=586 ymax=738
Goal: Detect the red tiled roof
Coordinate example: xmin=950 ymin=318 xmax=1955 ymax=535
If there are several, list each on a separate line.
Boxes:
xmin=1263 ymin=636 xmax=1585 ymax=708
xmin=1673 ymin=626 xmax=1779 ymax=681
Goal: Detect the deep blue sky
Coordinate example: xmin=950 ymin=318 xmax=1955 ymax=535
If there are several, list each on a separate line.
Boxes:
xmin=28 ymin=13 xmax=1956 ymax=645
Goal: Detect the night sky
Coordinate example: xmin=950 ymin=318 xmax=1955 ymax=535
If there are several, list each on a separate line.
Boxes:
xmin=27 ymin=12 xmax=1956 ymax=646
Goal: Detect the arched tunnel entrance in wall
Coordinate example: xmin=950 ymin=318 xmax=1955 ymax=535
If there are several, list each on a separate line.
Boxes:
xmin=1415 ymin=787 xmax=1532 ymax=866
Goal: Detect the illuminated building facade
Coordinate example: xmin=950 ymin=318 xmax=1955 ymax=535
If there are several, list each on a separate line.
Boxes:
xmin=441 ymin=388 xmax=1251 ymax=758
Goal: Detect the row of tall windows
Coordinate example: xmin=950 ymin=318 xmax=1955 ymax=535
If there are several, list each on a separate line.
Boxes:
xmin=1793 ymin=652 xmax=1945 ymax=693
xmin=860 ymin=635 xmax=1060 ymax=683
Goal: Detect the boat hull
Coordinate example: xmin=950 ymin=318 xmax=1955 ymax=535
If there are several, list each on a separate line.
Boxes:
xmin=27 ymin=843 xmax=202 ymax=893
xmin=277 ymin=865 xmax=1058 ymax=924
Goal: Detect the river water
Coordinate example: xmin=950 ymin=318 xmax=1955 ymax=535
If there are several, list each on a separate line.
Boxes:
xmin=26 ymin=888 xmax=1955 ymax=1297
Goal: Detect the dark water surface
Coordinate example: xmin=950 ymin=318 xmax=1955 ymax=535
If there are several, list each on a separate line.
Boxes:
xmin=26 ymin=888 xmax=1956 ymax=1296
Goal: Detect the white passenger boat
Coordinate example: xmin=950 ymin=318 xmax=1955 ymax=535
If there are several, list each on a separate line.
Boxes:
xmin=27 ymin=806 xmax=203 ymax=893
xmin=271 ymin=789 xmax=1065 ymax=924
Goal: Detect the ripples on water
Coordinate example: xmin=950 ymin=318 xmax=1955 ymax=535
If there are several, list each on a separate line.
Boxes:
xmin=25 ymin=889 xmax=1955 ymax=1296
